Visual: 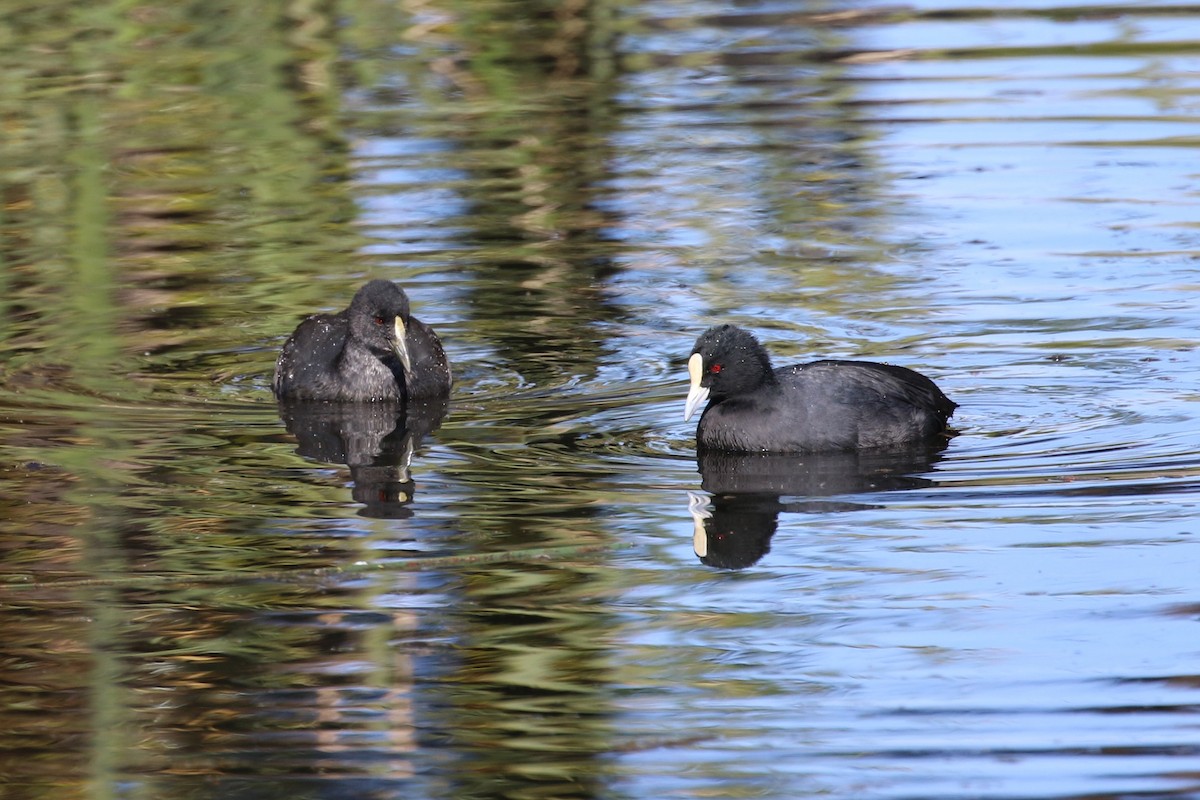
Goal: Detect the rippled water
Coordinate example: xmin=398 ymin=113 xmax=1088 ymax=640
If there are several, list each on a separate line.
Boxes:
xmin=3 ymin=1 xmax=1200 ymax=798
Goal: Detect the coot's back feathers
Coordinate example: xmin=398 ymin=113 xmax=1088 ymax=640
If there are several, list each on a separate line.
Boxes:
xmin=273 ymin=280 xmax=451 ymax=403
xmin=685 ymin=324 xmax=955 ymax=453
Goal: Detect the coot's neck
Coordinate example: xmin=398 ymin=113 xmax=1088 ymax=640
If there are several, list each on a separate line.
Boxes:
xmin=378 ymin=350 xmax=408 ymax=392
xmin=736 ymin=370 xmax=779 ymax=392
xmin=336 ymin=338 xmax=405 ymax=399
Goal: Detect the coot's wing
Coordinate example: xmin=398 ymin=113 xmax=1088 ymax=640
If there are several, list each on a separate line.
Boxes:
xmin=811 ymin=360 xmax=956 ymax=420
xmin=273 ymin=312 xmax=349 ymax=399
xmin=791 ymin=360 xmax=955 ymax=448
xmin=404 ymin=316 xmax=452 ymax=400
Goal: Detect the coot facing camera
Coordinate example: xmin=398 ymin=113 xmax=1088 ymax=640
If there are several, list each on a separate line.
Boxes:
xmin=684 ymin=324 xmax=955 ymax=453
xmin=273 ymin=280 xmax=451 ymax=403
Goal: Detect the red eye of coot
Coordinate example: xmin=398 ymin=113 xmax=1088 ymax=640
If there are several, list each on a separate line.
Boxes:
xmin=373 ymin=315 xmax=387 ymax=325
xmin=710 ymin=364 xmax=722 ymax=374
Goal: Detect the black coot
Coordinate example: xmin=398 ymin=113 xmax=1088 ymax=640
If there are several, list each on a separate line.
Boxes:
xmin=273 ymin=280 xmax=451 ymax=402
xmin=684 ymin=324 xmax=955 ymax=453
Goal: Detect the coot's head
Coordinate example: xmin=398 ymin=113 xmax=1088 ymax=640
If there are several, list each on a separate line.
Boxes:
xmin=348 ymin=280 xmax=413 ymax=373
xmin=684 ymin=324 xmax=775 ymax=421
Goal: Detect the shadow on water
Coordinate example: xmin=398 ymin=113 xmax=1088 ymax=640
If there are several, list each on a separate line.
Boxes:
xmin=690 ymin=446 xmax=945 ymax=569
xmin=278 ymin=399 xmax=448 ymax=519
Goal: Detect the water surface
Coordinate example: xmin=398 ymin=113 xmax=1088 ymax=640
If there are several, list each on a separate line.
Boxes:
xmin=3 ymin=1 xmax=1200 ymax=798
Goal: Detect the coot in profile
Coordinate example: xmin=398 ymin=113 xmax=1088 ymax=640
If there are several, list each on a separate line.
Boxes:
xmin=684 ymin=324 xmax=955 ymax=453
xmin=273 ymin=280 xmax=451 ymax=402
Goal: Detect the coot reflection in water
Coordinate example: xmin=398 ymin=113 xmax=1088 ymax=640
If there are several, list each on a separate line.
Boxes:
xmin=278 ymin=398 xmax=448 ymax=518
xmin=689 ymin=447 xmax=944 ymax=570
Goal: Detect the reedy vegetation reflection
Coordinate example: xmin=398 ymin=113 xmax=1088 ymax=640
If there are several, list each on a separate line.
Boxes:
xmin=0 ymin=1 xmax=648 ymax=796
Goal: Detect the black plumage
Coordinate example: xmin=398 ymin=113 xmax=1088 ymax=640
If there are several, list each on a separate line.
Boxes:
xmin=684 ymin=324 xmax=955 ymax=453
xmin=273 ymin=280 xmax=451 ymax=403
